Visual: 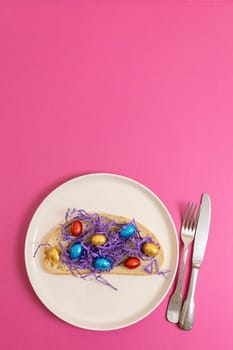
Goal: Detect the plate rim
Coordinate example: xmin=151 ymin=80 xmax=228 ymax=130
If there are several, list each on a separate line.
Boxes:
xmin=24 ymin=172 xmax=179 ymax=330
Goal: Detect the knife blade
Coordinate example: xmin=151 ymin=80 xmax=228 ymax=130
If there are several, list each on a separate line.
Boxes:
xmin=179 ymin=193 xmax=211 ymax=330
xmin=192 ymin=193 xmax=211 ymax=267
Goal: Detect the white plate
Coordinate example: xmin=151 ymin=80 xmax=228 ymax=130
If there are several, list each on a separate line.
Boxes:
xmin=25 ymin=173 xmax=179 ymax=330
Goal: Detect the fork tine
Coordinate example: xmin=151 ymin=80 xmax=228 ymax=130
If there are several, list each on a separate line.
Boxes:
xmin=182 ymin=202 xmax=191 ymax=227
xmin=183 ymin=202 xmax=199 ymax=230
xmin=189 ymin=203 xmax=198 ymax=229
xmin=186 ymin=203 xmax=195 ymax=228
xmin=184 ymin=202 xmax=195 ymax=228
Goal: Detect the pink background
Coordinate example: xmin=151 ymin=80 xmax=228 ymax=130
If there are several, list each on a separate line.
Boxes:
xmin=1 ymin=1 xmax=233 ymax=349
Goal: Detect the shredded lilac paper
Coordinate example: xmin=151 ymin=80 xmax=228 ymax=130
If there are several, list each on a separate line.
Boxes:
xmin=33 ymin=243 xmax=52 ymax=258
xmin=34 ymin=209 xmax=164 ymax=290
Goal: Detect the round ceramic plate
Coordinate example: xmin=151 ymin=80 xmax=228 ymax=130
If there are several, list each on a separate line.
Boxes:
xmin=25 ymin=173 xmax=179 ymax=330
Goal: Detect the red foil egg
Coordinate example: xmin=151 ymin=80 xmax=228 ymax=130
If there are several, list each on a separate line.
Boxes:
xmin=71 ymin=220 xmax=82 ymax=236
xmin=124 ymin=257 xmax=140 ymax=269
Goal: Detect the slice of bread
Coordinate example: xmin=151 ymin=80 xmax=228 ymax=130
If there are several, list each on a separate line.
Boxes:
xmin=43 ymin=213 xmax=164 ymax=276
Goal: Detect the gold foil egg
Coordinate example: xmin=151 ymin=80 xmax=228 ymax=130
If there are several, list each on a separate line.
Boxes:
xmin=48 ymin=247 xmax=60 ymax=264
xmin=91 ymin=234 xmax=107 ymax=246
xmin=143 ymin=243 xmax=159 ymax=257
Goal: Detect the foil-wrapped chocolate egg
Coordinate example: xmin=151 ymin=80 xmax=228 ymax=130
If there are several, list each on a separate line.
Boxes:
xmin=124 ymin=257 xmax=140 ymax=269
xmin=119 ymin=224 xmax=136 ymax=239
xmin=143 ymin=243 xmax=159 ymax=257
xmin=70 ymin=243 xmax=83 ymax=259
xmin=94 ymin=257 xmax=112 ymax=271
xmin=48 ymin=247 xmax=60 ymax=264
xmin=91 ymin=234 xmax=107 ymax=246
xmin=71 ymin=220 xmax=82 ymax=236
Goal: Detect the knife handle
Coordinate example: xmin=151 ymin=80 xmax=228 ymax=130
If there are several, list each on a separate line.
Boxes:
xmin=179 ymin=266 xmax=199 ymax=330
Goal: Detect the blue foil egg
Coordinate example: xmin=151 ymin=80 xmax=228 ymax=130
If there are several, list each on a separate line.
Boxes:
xmin=119 ymin=224 xmax=136 ymax=239
xmin=94 ymin=257 xmax=112 ymax=271
xmin=69 ymin=243 xmax=83 ymax=259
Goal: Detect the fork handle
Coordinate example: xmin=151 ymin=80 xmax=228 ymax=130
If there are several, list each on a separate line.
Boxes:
xmin=179 ymin=266 xmax=199 ymax=330
xmin=175 ymin=245 xmax=188 ymax=294
xmin=166 ymin=246 xmax=189 ymax=323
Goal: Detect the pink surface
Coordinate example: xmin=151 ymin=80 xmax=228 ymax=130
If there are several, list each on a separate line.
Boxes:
xmin=1 ymin=1 xmax=233 ymax=349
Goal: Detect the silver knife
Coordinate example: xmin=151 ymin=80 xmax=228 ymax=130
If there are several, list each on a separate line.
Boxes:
xmin=179 ymin=193 xmax=211 ymax=330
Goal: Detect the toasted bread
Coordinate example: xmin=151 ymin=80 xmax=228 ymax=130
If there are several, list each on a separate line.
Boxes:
xmin=43 ymin=212 xmax=164 ymax=276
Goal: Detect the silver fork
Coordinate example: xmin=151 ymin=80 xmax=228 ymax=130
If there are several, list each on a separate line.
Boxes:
xmin=166 ymin=202 xmax=199 ymax=323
